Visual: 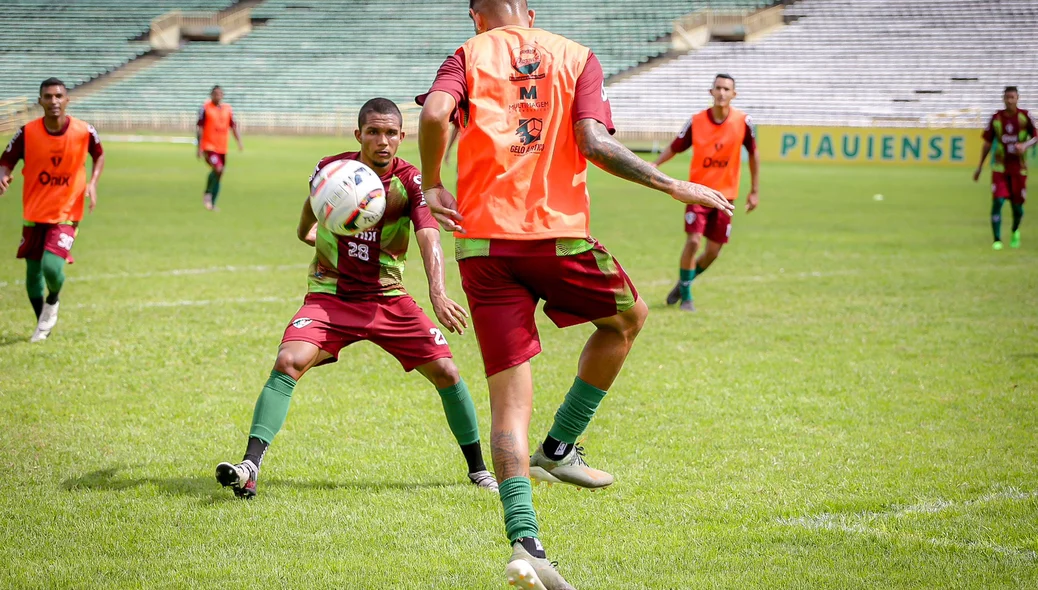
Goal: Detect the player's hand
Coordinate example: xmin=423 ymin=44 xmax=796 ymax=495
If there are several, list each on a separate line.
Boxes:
xmin=972 ymin=168 xmax=982 ymax=182
xmin=430 ymin=292 xmax=469 ymax=335
xmin=0 ymin=174 xmax=10 ymax=196
xmin=86 ymin=183 xmax=97 ymax=213
xmin=668 ymin=181 xmax=734 ymax=216
xmin=424 ymin=185 xmax=466 ymax=234
xmin=238 ymin=142 xmax=244 ymax=153
xmin=745 ymin=190 xmax=759 ymax=213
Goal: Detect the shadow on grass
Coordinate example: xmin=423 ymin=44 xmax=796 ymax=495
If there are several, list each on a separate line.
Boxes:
xmin=62 ymin=466 xmax=464 ymax=501
xmin=0 ymin=334 xmax=27 ymax=347
xmin=1009 ymin=352 xmax=1038 ymax=360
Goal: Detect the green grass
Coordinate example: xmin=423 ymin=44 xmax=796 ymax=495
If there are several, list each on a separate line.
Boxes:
xmin=1 ymin=136 xmax=1035 ymax=589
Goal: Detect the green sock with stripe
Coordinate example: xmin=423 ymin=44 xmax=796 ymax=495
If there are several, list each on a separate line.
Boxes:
xmin=679 ymin=268 xmax=695 ymax=302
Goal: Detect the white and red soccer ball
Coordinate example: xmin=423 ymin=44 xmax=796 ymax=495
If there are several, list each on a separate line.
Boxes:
xmin=309 ymin=159 xmax=386 ymax=236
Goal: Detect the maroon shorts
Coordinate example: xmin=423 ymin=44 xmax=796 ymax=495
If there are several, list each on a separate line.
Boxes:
xmin=458 ymin=241 xmax=639 ymax=377
xmin=685 ymin=203 xmax=733 ymax=244
xmin=992 ymin=172 xmax=1027 ymax=204
xmin=16 ymin=223 xmax=77 ymax=263
xmin=204 ymin=151 xmax=226 ymax=171
xmin=281 ymin=293 xmax=452 ymax=371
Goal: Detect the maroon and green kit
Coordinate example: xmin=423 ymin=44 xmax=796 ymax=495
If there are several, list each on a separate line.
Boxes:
xmin=282 ymin=153 xmax=451 ymax=371
xmin=983 ymin=109 xmax=1036 ymax=203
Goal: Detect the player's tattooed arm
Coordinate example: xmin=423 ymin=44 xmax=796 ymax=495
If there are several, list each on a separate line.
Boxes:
xmin=574 ymin=119 xmax=733 ymax=213
xmin=574 ymin=118 xmax=675 ymax=192
xmin=296 ymin=200 xmax=318 ymax=246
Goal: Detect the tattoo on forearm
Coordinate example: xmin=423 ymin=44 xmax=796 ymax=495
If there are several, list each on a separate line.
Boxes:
xmin=575 ymin=119 xmax=673 ymax=192
xmin=491 ymin=430 xmax=528 ymax=481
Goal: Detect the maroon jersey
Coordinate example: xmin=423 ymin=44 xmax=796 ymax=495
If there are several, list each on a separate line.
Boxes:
xmin=983 ymin=109 xmax=1036 ymax=174
xmin=307 ymin=154 xmax=437 ymax=297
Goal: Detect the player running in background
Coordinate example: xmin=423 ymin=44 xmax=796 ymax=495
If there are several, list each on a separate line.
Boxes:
xmin=417 ymin=1 xmax=732 ymax=587
xmin=973 ymin=86 xmax=1036 ymax=250
xmin=0 ymin=78 xmax=104 ymax=342
xmin=654 ymin=74 xmax=759 ymax=311
xmin=196 ymin=85 xmax=243 ymax=211
xmin=215 ymin=98 xmax=496 ymax=498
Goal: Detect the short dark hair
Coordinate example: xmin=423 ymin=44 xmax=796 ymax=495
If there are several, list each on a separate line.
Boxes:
xmin=715 ymin=73 xmax=736 ymax=88
xmin=1005 ymin=86 xmax=1019 ymax=94
xmin=39 ymin=78 xmax=66 ymax=94
xmin=211 ymin=85 xmax=222 ymax=93
xmin=470 ymin=0 xmax=527 ymax=11
xmin=357 ymin=98 xmax=402 ymax=129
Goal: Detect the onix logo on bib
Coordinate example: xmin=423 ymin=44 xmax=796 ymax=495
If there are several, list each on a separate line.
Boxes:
xmin=37 ymin=171 xmax=71 ymax=186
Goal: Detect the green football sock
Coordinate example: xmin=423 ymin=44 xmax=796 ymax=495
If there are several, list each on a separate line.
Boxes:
xmin=205 ymin=171 xmax=217 ymax=195
xmin=499 ymin=476 xmax=539 ymax=542
xmin=991 ymin=198 xmax=1006 ymax=241
xmin=1011 ymin=203 xmax=1024 ymax=232
xmin=249 ymin=370 xmax=297 ymax=444
xmin=25 ymin=259 xmax=44 ymax=318
xmin=437 ymin=379 xmax=480 ymax=446
xmin=547 ymin=377 xmax=608 ymax=445
xmin=679 ymin=268 xmax=695 ymax=302
xmin=41 ymin=251 xmax=65 ymax=303
xmin=211 ymin=175 xmax=222 ymax=205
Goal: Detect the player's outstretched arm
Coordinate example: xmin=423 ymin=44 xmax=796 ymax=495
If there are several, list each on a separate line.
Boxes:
xmin=418 ymin=91 xmax=465 ymax=232
xmin=974 ymin=141 xmax=992 ymax=182
xmin=296 ymin=199 xmax=318 ymax=246
xmin=415 ymin=227 xmax=468 ymax=335
xmin=652 ymin=145 xmax=677 ymax=168
xmin=746 ymin=148 xmax=760 ymax=213
xmin=0 ymin=165 xmax=11 ymax=196
xmin=574 ymin=118 xmax=734 ymax=214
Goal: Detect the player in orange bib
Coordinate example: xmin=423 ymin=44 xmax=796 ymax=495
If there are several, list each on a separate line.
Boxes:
xmin=654 ymin=74 xmax=761 ymax=311
xmin=417 ymin=1 xmax=732 ymax=586
xmin=196 ymin=85 xmax=243 ymax=211
xmin=1 ymin=78 xmax=105 ymax=342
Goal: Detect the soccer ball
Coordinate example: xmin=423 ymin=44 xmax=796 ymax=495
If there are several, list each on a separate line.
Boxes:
xmin=309 ymin=159 xmax=387 ymax=236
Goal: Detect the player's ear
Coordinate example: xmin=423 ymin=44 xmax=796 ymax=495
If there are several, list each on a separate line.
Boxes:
xmin=354 ymin=127 xmax=362 ymax=143
xmin=528 ymin=9 xmax=535 ymax=26
xmin=399 ymin=130 xmax=406 ymax=142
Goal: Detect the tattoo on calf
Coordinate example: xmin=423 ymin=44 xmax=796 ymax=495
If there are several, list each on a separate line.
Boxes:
xmin=491 ymin=430 xmax=528 ymax=480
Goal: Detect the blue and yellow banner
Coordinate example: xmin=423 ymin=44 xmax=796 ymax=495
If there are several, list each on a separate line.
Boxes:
xmin=758 ymin=126 xmax=984 ymax=167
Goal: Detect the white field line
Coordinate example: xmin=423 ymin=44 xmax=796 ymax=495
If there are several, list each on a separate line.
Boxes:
xmin=779 ymin=489 xmax=1038 ymax=561
xmin=0 ymin=264 xmax=309 ymax=289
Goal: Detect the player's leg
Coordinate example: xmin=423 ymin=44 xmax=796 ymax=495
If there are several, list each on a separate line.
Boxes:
xmin=25 ymin=259 xmax=44 ymax=321
xmin=415 ymin=357 xmax=497 ymax=490
xmin=991 ymin=197 xmax=1007 ymax=249
xmin=32 ymin=226 xmax=76 ymax=342
xmin=210 ymin=153 xmax=226 ymax=209
xmin=525 ymin=244 xmax=643 ymax=488
xmin=667 ymin=205 xmax=705 ymax=305
xmin=459 ymin=257 xmax=573 ymax=588
xmin=1010 ymin=177 xmax=1025 ymax=248
xmin=216 ymin=340 xmax=331 ymax=498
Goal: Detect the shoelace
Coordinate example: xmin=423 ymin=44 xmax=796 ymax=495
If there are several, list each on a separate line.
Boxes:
xmin=572 ymin=444 xmax=590 ymax=467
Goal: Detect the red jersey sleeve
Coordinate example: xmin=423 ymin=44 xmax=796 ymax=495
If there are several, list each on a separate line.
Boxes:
xmin=982 ymin=114 xmax=996 ymax=142
xmin=0 ymin=126 xmax=25 ymax=170
xmin=87 ymin=123 xmax=103 ymax=160
xmin=743 ymin=115 xmax=757 ymax=155
xmin=572 ymin=52 xmax=614 ymax=134
xmin=669 ymin=118 xmax=693 ymax=153
xmin=400 ymin=165 xmax=438 ymax=232
xmin=416 ymin=51 xmax=468 ymax=124
xmin=196 ymin=105 xmax=206 ymax=127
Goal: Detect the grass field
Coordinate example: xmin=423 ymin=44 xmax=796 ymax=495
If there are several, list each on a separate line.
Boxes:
xmin=1 ymin=135 xmax=1036 ymax=589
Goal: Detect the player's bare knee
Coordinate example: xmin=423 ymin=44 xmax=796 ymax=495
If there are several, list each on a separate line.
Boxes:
xmin=433 ymin=360 xmax=461 ymax=389
xmin=624 ymin=299 xmax=649 ymax=339
xmin=273 ymin=348 xmax=308 ymax=378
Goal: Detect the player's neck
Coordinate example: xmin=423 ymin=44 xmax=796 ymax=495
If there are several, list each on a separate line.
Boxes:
xmin=43 ymin=114 xmax=67 ymax=133
xmin=361 ymin=157 xmax=391 ymax=177
xmin=710 ymin=105 xmax=730 ymax=122
xmin=1005 ymin=106 xmax=1018 ymax=115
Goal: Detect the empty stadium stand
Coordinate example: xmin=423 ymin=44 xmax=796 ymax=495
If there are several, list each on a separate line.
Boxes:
xmin=608 ymin=0 xmax=1038 ymax=131
xmin=0 ymin=0 xmax=235 ymax=103
xmin=62 ymin=0 xmax=771 ymax=127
